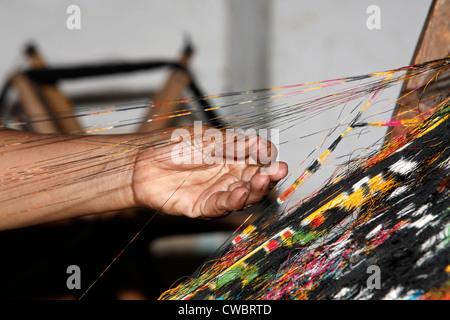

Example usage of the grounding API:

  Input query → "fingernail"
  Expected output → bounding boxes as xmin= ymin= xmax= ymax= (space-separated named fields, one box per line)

xmin=241 ymin=192 xmax=249 ymax=203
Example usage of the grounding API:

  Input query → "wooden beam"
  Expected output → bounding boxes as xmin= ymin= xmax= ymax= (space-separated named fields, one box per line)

xmin=138 ymin=43 xmax=193 ymax=133
xmin=25 ymin=44 xmax=83 ymax=134
xmin=385 ymin=0 xmax=450 ymax=144
xmin=9 ymin=73 xmax=60 ymax=134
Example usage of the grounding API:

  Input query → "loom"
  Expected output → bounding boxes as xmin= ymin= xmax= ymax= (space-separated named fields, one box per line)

xmin=158 ymin=1 xmax=450 ymax=300
xmin=0 ymin=1 xmax=448 ymax=301
xmin=160 ymin=91 xmax=450 ymax=300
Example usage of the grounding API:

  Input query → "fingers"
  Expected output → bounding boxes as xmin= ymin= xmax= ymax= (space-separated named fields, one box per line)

xmin=264 ymin=161 xmax=289 ymax=182
xmin=201 ymin=161 xmax=288 ymax=218
xmin=243 ymin=161 xmax=288 ymax=205
xmin=217 ymin=131 xmax=278 ymax=166
xmin=248 ymin=134 xmax=278 ymax=165
xmin=202 ymin=187 xmax=249 ymax=218
xmin=170 ymin=125 xmax=280 ymax=169
xmin=244 ymin=172 xmax=270 ymax=205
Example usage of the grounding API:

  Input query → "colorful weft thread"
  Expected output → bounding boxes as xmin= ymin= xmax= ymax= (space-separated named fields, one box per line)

xmin=1 ymin=57 xmax=449 ymax=299
xmin=159 ymin=79 xmax=450 ymax=301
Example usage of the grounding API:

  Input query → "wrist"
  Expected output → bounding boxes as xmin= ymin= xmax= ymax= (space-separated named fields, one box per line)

xmin=102 ymin=135 xmax=141 ymax=211
xmin=80 ymin=133 xmax=142 ymax=213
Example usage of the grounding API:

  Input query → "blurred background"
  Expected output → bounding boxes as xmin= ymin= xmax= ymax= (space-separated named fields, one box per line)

xmin=0 ymin=0 xmax=432 ymax=299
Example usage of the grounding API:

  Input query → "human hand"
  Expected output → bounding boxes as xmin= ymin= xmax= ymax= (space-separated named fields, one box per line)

xmin=132 ymin=125 xmax=288 ymax=218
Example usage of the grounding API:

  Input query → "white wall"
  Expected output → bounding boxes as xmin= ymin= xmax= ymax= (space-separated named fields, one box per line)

xmin=1 ymin=1 xmax=431 ymax=94
xmin=270 ymin=0 xmax=431 ymax=86
xmin=0 ymin=0 xmax=228 ymax=94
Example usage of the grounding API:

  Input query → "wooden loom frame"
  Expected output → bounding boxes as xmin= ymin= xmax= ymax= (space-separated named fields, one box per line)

xmin=385 ymin=0 xmax=450 ymax=143
xmin=0 ymin=1 xmax=448 ymax=300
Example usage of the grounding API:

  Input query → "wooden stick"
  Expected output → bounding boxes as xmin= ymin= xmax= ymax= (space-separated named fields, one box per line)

xmin=384 ymin=0 xmax=450 ymax=144
xmin=138 ymin=42 xmax=193 ymax=133
xmin=9 ymin=73 xmax=60 ymax=134
xmin=25 ymin=44 xmax=83 ymax=134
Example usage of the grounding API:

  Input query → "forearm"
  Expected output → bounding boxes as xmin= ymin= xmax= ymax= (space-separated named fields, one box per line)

xmin=0 ymin=125 xmax=289 ymax=229
xmin=0 ymin=129 xmax=140 ymax=230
